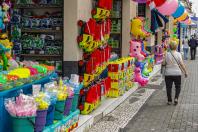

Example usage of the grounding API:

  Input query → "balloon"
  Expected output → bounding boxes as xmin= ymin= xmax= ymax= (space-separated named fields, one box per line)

xmin=172 ymin=2 xmax=185 ymax=18
xmin=154 ymin=0 xmax=166 ymax=7
xmin=176 ymin=12 xmax=188 ymax=22
xmin=173 ymin=27 xmax=178 ymax=33
xmin=172 ymin=34 xmax=178 ymax=38
xmin=129 ymin=40 xmax=145 ymax=61
xmin=157 ymin=0 xmax=179 ymax=16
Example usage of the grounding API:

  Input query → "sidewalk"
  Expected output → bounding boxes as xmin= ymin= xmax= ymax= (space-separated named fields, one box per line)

xmin=90 ymin=60 xmax=198 ymax=132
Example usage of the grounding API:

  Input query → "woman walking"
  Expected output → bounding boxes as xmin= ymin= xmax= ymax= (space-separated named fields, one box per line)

xmin=183 ymin=36 xmax=189 ymax=60
xmin=162 ymin=41 xmax=188 ymax=105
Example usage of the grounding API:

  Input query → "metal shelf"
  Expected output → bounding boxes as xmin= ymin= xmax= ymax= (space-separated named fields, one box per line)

xmin=21 ymin=29 xmax=62 ymax=33
xmin=15 ymin=4 xmax=63 ymax=9
xmin=21 ymin=54 xmax=62 ymax=61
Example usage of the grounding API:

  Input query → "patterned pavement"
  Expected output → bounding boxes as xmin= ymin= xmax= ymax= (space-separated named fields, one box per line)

xmin=90 ymin=60 xmax=198 ymax=132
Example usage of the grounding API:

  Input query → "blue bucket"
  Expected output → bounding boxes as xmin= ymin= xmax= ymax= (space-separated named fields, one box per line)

xmin=45 ymin=104 xmax=55 ymax=126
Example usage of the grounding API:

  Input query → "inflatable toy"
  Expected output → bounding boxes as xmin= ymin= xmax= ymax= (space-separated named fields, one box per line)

xmin=176 ymin=11 xmax=188 ymax=22
xmin=154 ymin=0 xmax=166 ymax=7
xmin=157 ymin=0 xmax=178 ymax=16
xmin=131 ymin=18 xmax=149 ymax=39
xmin=129 ymin=40 xmax=145 ymax=61
xmin=155 ymin=45 xmax=164 ymax=64
xmin=172 ymin=2 xmax=185 ymax=18
xmin=134 ymin=67 xmax=148 ymax=86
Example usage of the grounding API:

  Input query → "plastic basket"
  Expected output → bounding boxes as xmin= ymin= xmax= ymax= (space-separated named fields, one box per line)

xmin=12 ymin=116 xmax=35 ymax=132
xmin=35 ymin=110 xmax=48 ymax=132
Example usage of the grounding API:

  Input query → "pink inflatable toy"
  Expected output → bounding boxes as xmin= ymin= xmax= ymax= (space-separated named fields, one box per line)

xmin=129 ymin=40 xmax=145 ymax=61
xmin=155 ymin=45 xmax=164 ymax=64
xmin=157 ymin=0 xmax=179 ymax=16
xmin=134 ymin=67 xmax=149 ymax=86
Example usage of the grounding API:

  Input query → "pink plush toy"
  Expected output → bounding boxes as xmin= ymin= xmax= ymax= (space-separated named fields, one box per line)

xmin=134 ymin=67 xmax=149 ymax=86
xmin=129 ymin=40 xmax=145 ymax=61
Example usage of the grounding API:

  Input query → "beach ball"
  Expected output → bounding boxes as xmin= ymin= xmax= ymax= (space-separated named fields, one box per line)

xmin=154 ymin=0 xmax=166 ymax=7
xmin=176 ymin=11 xmax=188 ymax=22
xmin=172 ymin=2 xmax=185 ymax=18
xmin=157 ymin=0 xmax=178 ymax=16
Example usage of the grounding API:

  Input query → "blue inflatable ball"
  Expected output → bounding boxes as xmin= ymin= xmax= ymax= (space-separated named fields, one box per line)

xmin=172 ymin=3 xmax=185 ymax=18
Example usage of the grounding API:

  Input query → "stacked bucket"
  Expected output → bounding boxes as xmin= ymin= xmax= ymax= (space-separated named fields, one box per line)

xmin=108 ymin=57 xmax=135 ymax=97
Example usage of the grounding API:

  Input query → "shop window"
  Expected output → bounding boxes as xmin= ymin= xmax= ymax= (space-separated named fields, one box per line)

xmin=138 ymin=3 xmax=146 ymax=17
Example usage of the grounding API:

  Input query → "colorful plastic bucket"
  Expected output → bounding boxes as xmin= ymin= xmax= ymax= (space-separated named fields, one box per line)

xmin=64 ymin=96 xmax=74 ymax=116
xmin=35 ymin=110 xmax=48 ymax=132
xmin=54 ymin=100 xmax=66 ymax=120
xmin=12 ymin=116 xmax=35 ymax=132
xmin=45 ymin=104 xmax=55 ymax=126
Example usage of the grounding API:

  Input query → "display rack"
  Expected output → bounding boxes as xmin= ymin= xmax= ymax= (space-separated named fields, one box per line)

xmin=109 ymin=0 xmax=122 ymax=57
xmin=12 ymin=2 xmax=64 ymax=75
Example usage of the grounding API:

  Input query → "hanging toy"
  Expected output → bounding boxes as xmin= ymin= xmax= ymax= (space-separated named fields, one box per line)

xmin=130 ymin=17 xmax=150 ymax=39
xmin=134 ymin=66 xmax=149 ymax=87
xmin=129 ymin=40 xmax=145 ymax=61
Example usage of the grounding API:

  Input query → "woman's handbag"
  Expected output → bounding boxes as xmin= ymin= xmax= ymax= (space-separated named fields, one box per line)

xmin=161 ymin=54 xmax=166 ymax=77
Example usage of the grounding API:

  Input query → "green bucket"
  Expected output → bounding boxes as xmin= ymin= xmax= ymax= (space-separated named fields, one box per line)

xmin=12 ymin=116 xmax=35 ymax=132
xmin=54 ymin=100 xmax=66 ymax=120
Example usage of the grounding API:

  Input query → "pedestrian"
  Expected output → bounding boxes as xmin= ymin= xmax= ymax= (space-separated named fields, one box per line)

xmin=162 ymin=40 xmax=188 ymax=105
xmin=188 ymin=35 xmax=198 ymax=60
xmin=183 ymin=36 xmax=189 ymax=60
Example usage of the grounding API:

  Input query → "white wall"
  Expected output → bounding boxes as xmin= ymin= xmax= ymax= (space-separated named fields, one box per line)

xmin=64 ymin=0 xmax=93 ymax=61
xmin=122 ymin=0 xmax=137 ymax=57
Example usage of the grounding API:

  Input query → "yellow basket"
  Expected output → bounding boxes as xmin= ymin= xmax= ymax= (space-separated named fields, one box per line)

xmin=111 ymin=80 xmax=125 ymax=89
xmin=107 ymin=88 xmax=120 ymax=98
xmin=108 ymin=71 xmax=124 ymax=80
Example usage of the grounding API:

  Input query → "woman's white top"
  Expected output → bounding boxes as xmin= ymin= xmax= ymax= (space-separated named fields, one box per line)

xmin=183 ymin=39 xmax=189 ymax=49
xmin=165 ymin=51 xmax=182 ymax=76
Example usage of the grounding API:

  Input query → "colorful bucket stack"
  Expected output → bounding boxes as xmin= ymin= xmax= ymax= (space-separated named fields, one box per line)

xmin=108 ymin=57 xmax=135 ymax=97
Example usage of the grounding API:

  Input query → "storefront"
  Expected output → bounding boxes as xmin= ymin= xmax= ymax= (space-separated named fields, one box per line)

xmin=0 ymin=0 xmax=194 ymax=132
